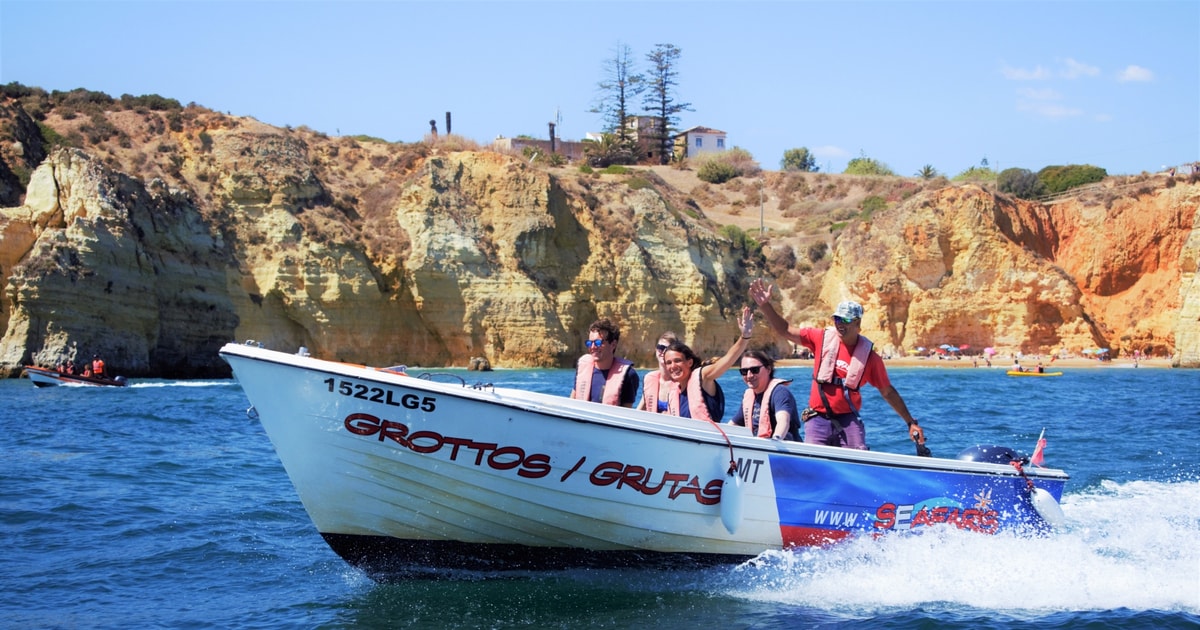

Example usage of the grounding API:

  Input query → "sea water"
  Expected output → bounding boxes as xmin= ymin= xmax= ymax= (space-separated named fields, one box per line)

xmin=2 ymin=365 xmax=1197 ymax=628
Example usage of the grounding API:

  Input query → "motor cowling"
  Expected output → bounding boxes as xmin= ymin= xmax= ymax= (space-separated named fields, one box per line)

xmin=956 ymin=444 xmax=1018 ymax=464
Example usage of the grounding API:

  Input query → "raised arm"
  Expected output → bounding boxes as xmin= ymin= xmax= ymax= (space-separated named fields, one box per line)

xmin=701 ymin=306 xmax=754 ymax=393
xmin=749 ymin=278 xmax=804 ymax=343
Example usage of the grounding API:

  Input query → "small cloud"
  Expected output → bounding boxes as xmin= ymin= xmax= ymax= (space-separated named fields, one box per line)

xmin=1060 ymin=58 xmax=1100 ymax=79
xmin=1001 ymin=64 xmax=1051 ymax=80
xmin=1118 ymin=65 xmax=1154 ymax=82
xmin=1017 ymin=87 xmax=1062 ymax=100
xmin=813 ymin=145 xmax=849 ymax=159
xmin=1016 ymin=100 xmax=1083 ymax=118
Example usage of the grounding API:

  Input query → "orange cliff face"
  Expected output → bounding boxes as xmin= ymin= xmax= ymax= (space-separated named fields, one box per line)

xmin=1047 ymin=183 xmax=1197 ymax=361
xmin=812 ymin=182 xmax=1199 ymax=366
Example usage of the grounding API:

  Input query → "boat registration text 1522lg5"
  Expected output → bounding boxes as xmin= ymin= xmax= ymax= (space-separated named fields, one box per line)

xmin=324 ymin=377 xmax=437 ymax=411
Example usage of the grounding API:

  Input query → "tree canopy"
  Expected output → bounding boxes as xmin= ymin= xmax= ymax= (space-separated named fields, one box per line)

xmin=589 ymin=43 xmax=643 ymax=157
xmin=642 ymin=43 xmax=692 ymax=165
xmin=843 ymin=156 xmax=895 ymax=176
xmin=781 ymin=147 xmax=818 ymax=172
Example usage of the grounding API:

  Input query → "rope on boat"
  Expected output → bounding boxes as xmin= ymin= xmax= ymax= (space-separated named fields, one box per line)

xmin=1008 ymin=459 xmax=1036 ymax=492
xmin=702 ymin=416 xmax=739 ymax=475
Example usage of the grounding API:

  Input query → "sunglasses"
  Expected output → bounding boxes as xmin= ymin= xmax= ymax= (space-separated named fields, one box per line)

xmin=738 ymin=365 xmax=764 ymax=376
xmin=834 ymin=316 xmax=859 ymax=325
xmin=655 ymin=344 xmax=669 ymax=353
xmin=585 ymin=339 xmax=607 ymax=349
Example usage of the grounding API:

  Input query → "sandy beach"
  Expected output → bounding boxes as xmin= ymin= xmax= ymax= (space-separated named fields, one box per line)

xmin=777 ymin=355 xmax=1170 ymax=370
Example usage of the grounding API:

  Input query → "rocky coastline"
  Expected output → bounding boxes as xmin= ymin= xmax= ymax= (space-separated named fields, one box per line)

xmin=0 ymin=93 xmax=1196 ymax=377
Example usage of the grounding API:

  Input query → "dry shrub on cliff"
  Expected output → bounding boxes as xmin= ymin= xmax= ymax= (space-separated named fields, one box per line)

xmin=391 ymin=143 xmax=430 ymax=174
xmin=423 ymin=134 xmax=481 ymax=152
xmin=688 ymin=182 xmax=728 ymax=209
xmin=358 ymin=184 xmax=411 ymax=262
xmin=764 ymin=243 xmax=797 ymax=277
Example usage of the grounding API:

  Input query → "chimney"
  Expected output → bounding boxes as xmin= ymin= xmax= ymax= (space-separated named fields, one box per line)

xmin=548 ymin=122 xmax=556 ymax=154
xmin=446 ymin=112 xmax=452 ymax=135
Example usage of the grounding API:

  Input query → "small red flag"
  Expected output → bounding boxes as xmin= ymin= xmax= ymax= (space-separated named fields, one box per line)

xmin=1031 ymin=429 xmax=1047 ymax=467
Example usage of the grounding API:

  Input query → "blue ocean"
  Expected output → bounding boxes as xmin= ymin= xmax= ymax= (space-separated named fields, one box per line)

xmin=2 ymin=363 xmax=1198 ymax=629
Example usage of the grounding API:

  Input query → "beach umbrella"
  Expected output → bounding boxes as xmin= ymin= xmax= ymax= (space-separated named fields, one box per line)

xmin=1098 ymin=348 xmax=1109 ymax=354
xmin=906 ymin=349 xmax=921 ymax=355
xmin=959 ymin=344 xmax=971 ymax=350
xmin=1082 ymin=349 xmax=1095 ymax=354
xmin=916 ymin=347 xmax=926 ymax=352
xmin=983 ymin=347 xmax=996 ymax=356
xmin=939 ymin=344 xmax=952 ymax=350
xmin=948 ymin=346 xmax=960 ymax=353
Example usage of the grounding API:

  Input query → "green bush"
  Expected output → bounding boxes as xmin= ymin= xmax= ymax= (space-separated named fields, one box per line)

xmin=861 ymin=195 xmax=887 ymax=219
xmin=719 ymin=224 xmax=761 ymax=255
xmin=119 ymin=93 xmax=182 ymax=111
xmin=952 ymin=166 xmax=997 ymax=182
xmin=37 ymin=122 xmax=69 ymax=149
xmin=997 ymin=167 xmax=1045 ymax=199
xmin=843 ymin=156 xmax=895 ymax=176
xmin=578 ymin=164 xmax=594 ymax=174
xmin=602 ymin=164 xmax=630 ymax=175
xmin=697 ymin=160 xmax=738 ymax=184
xmin=1037 ymin=164 xmax=1107 ymax=195
xmin=626 ymin=175 xmax=651 ymax=190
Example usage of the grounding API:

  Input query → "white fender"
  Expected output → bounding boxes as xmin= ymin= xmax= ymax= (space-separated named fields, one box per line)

xmin=720 ymin=468 xmax=744 ymax=534
xmin=1030 ymin=487 xmax=1065 ymax=528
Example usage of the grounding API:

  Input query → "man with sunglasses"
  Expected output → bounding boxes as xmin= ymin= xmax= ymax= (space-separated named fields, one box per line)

xmin=748 ymin=279 xmax=926 ymax=451
xmin=729 ymin=350 xmax=799 ymax=441
xmin=570 ymin=318 xmax=639 ymax=407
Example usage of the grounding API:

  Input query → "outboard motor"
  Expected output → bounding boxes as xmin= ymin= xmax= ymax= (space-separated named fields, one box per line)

xmin=956 ymin=444 xmax=1018 ymax=464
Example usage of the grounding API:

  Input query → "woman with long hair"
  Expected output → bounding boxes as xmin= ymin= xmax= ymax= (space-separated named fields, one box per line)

xmin=659 ymin=306 xmax=754 ymax=422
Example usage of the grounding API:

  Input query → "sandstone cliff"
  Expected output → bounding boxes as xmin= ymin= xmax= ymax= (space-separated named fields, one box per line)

xmin=0 ymin=92 xmax=1196 ymax=376
xmin=819 ymin=182 xmax=1199 ymax=362
xmin=0 ymin=116 xmax=756 ymax=375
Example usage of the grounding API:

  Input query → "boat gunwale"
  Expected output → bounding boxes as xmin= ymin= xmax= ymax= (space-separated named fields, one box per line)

xmin=219 ymin=342 xmax=1069 ymax=482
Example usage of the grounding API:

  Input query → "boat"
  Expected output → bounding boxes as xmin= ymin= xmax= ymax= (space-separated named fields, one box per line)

xmin=220 ymin=341 xmax=1069 ymax=580
xmin=23 ymin=365 xmax=128 ymax=388
xmin=1006 ymin=370 xmax=1063 ymax=377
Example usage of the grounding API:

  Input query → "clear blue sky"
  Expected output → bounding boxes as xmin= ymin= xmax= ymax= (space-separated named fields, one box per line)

xmin=2 ymin=1 xmax=1196 ymax=176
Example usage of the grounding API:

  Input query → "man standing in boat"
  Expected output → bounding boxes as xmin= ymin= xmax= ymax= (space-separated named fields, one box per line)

xmin=91 ymin=355 xmax=106 ymax=378
xmin=749 ymin=279 xmax=926 ymax=450
xmin=570 ymin=318 xmax=639 ymax=407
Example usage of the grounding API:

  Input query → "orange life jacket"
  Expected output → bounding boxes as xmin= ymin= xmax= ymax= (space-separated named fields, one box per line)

xmin=642 ymin=370 xmax=667 ymax=413
xmin=740 ymin=378 xmax=792 ymax=438
xmin=666 ymin=365 xmax=713 ymax=422
xmin=816 ymin=327 xmax=872 ymax=390
xmin=571 ymin=355 xmax=633 ymax=405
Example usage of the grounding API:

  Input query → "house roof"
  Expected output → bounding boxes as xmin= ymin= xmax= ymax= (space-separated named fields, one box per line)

xmin=676 ymin=125 xmax=727 ymax=136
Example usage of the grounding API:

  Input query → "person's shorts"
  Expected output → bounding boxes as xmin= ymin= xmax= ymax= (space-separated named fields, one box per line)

xmin=802 ymin=412 xmax=867 ymax=449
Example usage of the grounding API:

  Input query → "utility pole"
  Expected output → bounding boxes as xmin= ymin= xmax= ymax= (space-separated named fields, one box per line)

xmin=759 ymin=178 xmax=765 ymax=237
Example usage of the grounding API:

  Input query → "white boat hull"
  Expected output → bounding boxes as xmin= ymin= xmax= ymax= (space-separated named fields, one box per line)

xmin=220 ymin=342 xmax=1069 ymax=578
